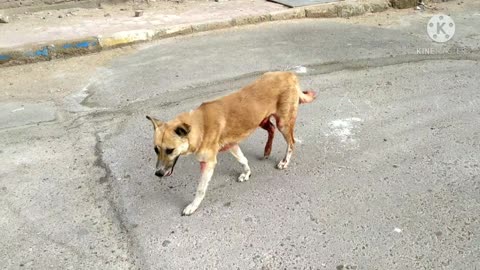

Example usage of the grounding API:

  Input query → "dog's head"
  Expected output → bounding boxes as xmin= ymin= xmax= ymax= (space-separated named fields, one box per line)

xmin=146 ymin=115 xmax=191 ymax=178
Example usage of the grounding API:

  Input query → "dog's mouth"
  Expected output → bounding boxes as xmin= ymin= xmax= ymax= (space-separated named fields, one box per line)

xmin=164 ymin=169 xmax=173 ymax=177
xmin=164 ymin=156 xmax=179 ymax=177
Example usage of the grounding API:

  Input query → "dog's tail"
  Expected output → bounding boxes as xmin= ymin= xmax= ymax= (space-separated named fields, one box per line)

xmin=299 ymin=90 xmax=316 ymax=104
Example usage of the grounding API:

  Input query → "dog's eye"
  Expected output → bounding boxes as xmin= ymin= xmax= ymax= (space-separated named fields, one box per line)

xmin=165 ymin=148 xmax=174 ymax=155
xmin=154 ymin=147 xmax=159 ymax=154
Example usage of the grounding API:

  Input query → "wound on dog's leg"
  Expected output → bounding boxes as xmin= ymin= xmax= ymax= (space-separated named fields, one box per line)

xmin=259 ymin=117 xmax=275 ymax=158
xmin=182 ymin=161 xmax=215 ymax=215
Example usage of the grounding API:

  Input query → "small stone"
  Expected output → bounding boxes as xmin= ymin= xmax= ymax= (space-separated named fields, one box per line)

xmin=162 ymin=240 xmax=171 ymax=247
xmin=0 ymin=14 xmax=9 ymax=23
xmin=58 ymin=15 xmax=63 ymax=18
xmin=224 ymin=202 xmax=231 ymax=207
xmin=104 ymin=13 xmax=111 ymax=17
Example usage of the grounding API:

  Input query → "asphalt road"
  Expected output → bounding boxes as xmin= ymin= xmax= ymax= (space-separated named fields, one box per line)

xmin=1 ymin=2 xmax=479 ymax=269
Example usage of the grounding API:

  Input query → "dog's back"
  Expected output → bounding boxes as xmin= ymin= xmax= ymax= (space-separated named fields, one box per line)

xmin=198 ymin=72 xmax=299 ymax=143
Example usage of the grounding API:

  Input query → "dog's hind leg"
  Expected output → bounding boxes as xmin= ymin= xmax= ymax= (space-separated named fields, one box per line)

xmin=229 ymin=144 xmax=251 ymax=182
xmin=259 ymin=117 xmax=275 ymax=159
xmin=276 ymin=113 xmax=297 ymax=170
xmin=182 ymin=160 xmax=216 ymax=216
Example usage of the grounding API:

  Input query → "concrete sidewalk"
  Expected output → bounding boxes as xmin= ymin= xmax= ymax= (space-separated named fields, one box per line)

xmin=0 ymin=0 xmax=391 ymax=66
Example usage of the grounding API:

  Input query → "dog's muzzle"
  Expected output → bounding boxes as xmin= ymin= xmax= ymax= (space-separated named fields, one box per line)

xmin=155 ymin=157 xmax=178 ymax=178
xmin=155 ymin=168 xmax=172 ymax=178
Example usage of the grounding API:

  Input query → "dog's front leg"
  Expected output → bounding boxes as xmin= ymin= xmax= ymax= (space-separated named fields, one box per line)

xmin=182 ymin=161 xmax=215 ymax=216
xmin=229 ymin=144 xmax=251 ymax=182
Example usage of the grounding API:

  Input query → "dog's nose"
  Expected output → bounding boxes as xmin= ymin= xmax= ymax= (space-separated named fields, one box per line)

xmin=155 ymin=170 xmax=165 ymax=177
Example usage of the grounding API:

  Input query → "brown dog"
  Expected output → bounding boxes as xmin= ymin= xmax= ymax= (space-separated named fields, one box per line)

xmin=147 ymin=71 xmax=315 ymax=215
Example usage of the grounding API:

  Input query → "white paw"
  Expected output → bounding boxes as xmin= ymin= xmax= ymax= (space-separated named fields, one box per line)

xmin=237 ymin=171 xmax=251 ymax=182
xmin=182 ymin=203 xmax=198 ymax=216
xmin=277 ymin=160 xmax=288 ymax=170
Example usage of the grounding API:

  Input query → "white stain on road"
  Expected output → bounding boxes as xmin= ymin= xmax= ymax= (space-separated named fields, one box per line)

xmin=325 ymin=117 xmax=363 ymax=143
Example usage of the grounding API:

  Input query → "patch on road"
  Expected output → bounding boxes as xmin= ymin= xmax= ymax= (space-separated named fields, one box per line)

xmin=0 ymin=102 xmax=56 ymax=129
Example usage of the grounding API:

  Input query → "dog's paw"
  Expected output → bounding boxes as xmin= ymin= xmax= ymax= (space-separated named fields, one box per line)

xmin=182 ymin=203 xmax=198 ymax=216
xmin=277 ymin=160 xmax=288 ymax=170
xmin=237 ymin=171 xmax=251 ymax=182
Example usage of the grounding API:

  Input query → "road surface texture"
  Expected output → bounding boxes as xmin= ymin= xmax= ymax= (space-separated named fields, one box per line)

xmin=1 ymin=2 xmax=479 ymax=269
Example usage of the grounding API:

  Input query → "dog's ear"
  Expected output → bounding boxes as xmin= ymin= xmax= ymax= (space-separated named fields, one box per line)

xmin=174 ymin=123 xmax=191 ymax=137
xmin=146 ymin=115 xmax=163 ymax=129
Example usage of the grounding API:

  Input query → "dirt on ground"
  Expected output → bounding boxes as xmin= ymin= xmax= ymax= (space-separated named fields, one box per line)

xmin=0 ymin=47 xmax=136 ymax=103
xmin=3 ymin=0 xmax=242 ymax=30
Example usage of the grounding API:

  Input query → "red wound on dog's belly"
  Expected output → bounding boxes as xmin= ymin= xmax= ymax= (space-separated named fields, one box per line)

xmin=259 ymin=117 xmax=270 ymax=127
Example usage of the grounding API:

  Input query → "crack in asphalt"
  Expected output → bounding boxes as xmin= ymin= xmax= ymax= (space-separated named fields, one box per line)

xmin=93 ymin=131 xmax=144 ymax=269
xmin=94 ymin=133 xmax=112 ymax=184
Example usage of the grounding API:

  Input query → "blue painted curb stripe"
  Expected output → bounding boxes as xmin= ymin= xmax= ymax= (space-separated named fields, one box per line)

xmin=1 ymin=38 xmax=100 ymax=65
xmin=36 ymin=47 xmax=49 ymax=56
xmin=0 ymin=55 xmax=11 ymax=61
xmin=18 ymin=40 xmax=100 ymax=59
xmin=24 ymin=47 xmax=49 ymax=58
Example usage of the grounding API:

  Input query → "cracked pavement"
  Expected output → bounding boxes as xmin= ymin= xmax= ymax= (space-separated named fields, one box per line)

xmin=1 ymin=2 xmax=479 ymax=269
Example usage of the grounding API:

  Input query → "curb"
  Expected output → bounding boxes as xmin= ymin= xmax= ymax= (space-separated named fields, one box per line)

xmin=0 ymin=0 xmax=390 ymax=67
xmin=0 ymin=38 xmax=100 ymax=66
